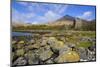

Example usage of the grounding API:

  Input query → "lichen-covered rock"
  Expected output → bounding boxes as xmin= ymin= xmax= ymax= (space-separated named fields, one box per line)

xmin=12 ymin=52 xmax=17 ymax=61
xmin=17 ymin=44 xmax=24 ymax=49
xmin=59 ymin=45 xmax=71 ymax=54
xmin=55 ymin=51 xmax=80 ymax=63
xmin=12 ymin=40 xmax=17 ymax=44
xmin=51 ymin=41 xmax=65 ymax=51
xmin=13 ymin=57 xmax=27 ymax=66
xmin=87 ymin=49 xmax=96 ymax=61
xmin=47 ymin=37 xmax=65 ymax=52
xmin=45 ymin=58 xmax=54 ymax=64
xmin=33 ymin=44 xmax=40 ymax=49
xmin=27 ymin=44 xmax=40 ymax=49
xmin=77 ymin=47 xmax=87 ymax=60
xmin=16 ymin=41 xmax=25 ymax=49
xmin=27 ymin=45 xmax=35 ymax=50
xmin=30 ymin=39 xmax=35 ymax=44
xmin=18 ymin=40 xmax=25 ymax=44
xmin=40 ymin=37 xmax=48 ymax=46
xmin=24 ymin=51 xmax=39 ymax=64
xmin=39 ymin=49 xmax=53 ymax=61
xmin=66 ymin=43 xmax=76 ymax=48
xmin=88 ymin=44 xmax=96 ymax=51
xmin=16 ymin=49 xmax=25 ymax=57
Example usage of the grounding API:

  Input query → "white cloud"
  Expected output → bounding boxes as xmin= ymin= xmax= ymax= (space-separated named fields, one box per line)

xmin=12 ymin=8 xmax=35 ymax=23
xmin=35 ymin=10 xmax=62 ymax=23
xmin=12 ymin=3 xmax=68 ymax=23
xmin=77 ymin=11 xmax=92 ymax=20
xmin=83 ymin=11 xmax=92 ymax=17
xmin=44 ymin=11 xmax=60 ymax=21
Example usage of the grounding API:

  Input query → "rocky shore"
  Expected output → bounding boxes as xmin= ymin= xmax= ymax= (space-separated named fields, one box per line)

xmin=12 ymin=31 xmax=96 ymax=66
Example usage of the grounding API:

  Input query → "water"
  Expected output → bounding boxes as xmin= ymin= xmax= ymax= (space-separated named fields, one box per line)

xmin=12 ymin=32 xmax=32 ymax=36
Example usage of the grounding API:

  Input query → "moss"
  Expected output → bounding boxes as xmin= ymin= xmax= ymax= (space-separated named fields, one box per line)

xmin=81 ymin=31 xmax=96 ymax=37
xmin=77 ymin=41 xmax=93 ymax=48
xmin=67 ymin=36 xmax=79 ymax=44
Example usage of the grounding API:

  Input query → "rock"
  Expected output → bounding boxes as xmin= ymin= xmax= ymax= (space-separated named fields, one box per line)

xmin=30 ymin=39 xmax=35 ymax=44
xmin=12 ymin=41 xmax=17 ymax=44
xmin=27 ymin=44 xmax=40 ymax=49
xmin=87 ymin=49 xmax=96 ymax=61
xmin=12 ymin=43 xmax=17 ymax=51
xmin=55 ymin=51 xmax=80 ymax=63
xmin=39 ymin=48 xmax=53 ymax=61
xmin=80 ymin=37 xmax=91 ymax=42
xmin=78 ymin=47 xmax=96 ymax=61
xmin=24 ymin=51 xmax=39 ymax=64
xmin=66 ymin=43 xmax=76 ymax=48
xmin=66 ymin=38 xmax=69 ymax=42
xmin=16 ymin=49 xmax=25 ymax=57
xmin=45 ymin=58 xmax=54 ymax=64
xmin=88 ymin=44 xmax=96 ymax=51
xmin=17 ymin=41 xmax=25 ymax=49
xmin=77 ymin=47 xmax=88 ymax=60
xmin=13 ymin=57 xmax=27 ymax=66
xmin=33 ymin=44 xmax=40 ymax=49
xmin=27 ymin=45 xmax=34 ymax=50
xmin=53 ymin=41 xmax=65 ymax=50
xmin=57 ymin=37 xmax=66 ymax=43
xmin=12 ymin=52 xmax=16 ymax=61
xmin=18 ymin=40 xmax=25 ymax=44
xmin=40 ymin=37 xmax=48 ymax=46
xmin=43 ymin=45 xmax=51 ymax=50
xmin=47 ymin=37 xmax=65 ymax=52
xmin=59 ymin=45 xmax=71 ymax=54
xmin=47 ymin=37 xmax=57 ymax=45
xmin=17 ymin=44 xmax=24 ymax=49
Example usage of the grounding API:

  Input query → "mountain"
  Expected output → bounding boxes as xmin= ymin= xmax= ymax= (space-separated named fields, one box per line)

xmin=47 ymin=15 xmax=76 ymax=26
xmin=57 ymin=15 xmax=75 ymax=21
xmin=12 ymin=22 xmax=31 ymax=27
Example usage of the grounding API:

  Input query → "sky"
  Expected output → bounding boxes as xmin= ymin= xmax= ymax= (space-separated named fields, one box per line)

xmin=12 ymin=1 xmax=96 ymax=24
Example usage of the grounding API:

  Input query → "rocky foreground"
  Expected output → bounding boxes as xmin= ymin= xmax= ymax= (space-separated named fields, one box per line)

xmin=12 ymin=31 xmax=96 ymax=66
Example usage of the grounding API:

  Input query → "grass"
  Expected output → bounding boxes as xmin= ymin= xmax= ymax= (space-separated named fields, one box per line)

xmin=77 ymin=41 xmax=93 ymax=48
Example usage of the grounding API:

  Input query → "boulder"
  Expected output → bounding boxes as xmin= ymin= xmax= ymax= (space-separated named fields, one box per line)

xmin=55 ymin=51 xmax=80 ymax=63
xmin=59 ymin=45 xmax=71 ymax=54
xmin=18 ymin=40 xmax=25 ymax=44
xmin=77 ymin=47 xmax=88 ymax=60
xmin=45 ymin=58 xmax=54 ymax=64
xmin=17 ymin=40 xmax=25 ymax=49
xmin=16 ymin=49 xmax=25 ymax=57
xmin=12 ymin=40 xmax=17 ymax=45
xmin=13 ymin=57 xmax=27 ymax=66
xmin=30 ymin=39 xmax=35 ymax=44
xmin=47 ymin=37 xmax=65 ymax=52
xmin=33 ymin=44 xmax=40 ymax=49
xmin=40 ymin=37 xmax=48 ymax=46
xmin=87 ymin=49 xmax=96 ymax=61
xmin=24 ymin=51 xmax=39 ymax=64
xmin=39 ymin=47 xmax=53 ymax=61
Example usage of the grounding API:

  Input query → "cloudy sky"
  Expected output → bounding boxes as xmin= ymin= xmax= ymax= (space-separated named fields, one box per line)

xmin=12 ymin=1 xmax=96 ymax=24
